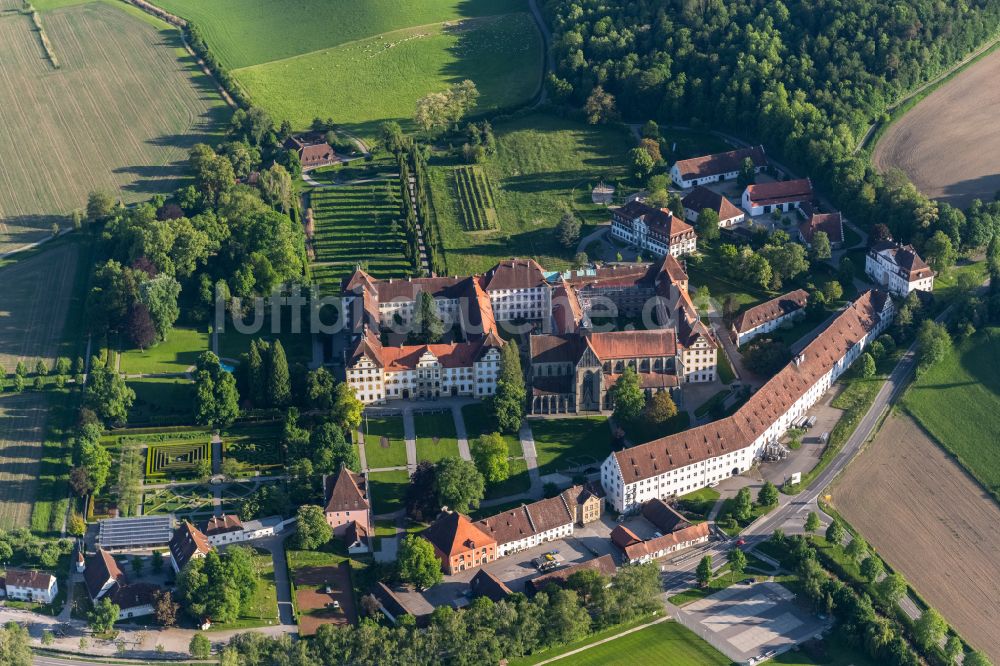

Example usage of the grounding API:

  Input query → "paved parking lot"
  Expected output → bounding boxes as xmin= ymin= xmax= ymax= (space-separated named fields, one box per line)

xmin=674 ymin=582 xmax=830 ymax=663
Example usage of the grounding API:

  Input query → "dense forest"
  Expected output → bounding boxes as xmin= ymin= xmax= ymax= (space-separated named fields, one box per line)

xmin=543 ymin=0 xmax=1000 ymax=253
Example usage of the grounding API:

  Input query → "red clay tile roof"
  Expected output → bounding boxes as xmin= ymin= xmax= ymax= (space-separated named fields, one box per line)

xmin=622 ymin=522 xmax=710 ymax=561
xmin=614 ymin=290 xmax=890 ymax=483
xmin=526 ymin=554 xmax=617 ymax=593
xmin=374 ymin=276 xmax=469 ymax=302
xmin=84 ymin=549 xmax=125 ymax=600
xmin=615 ymin=201 xmax=694 ymax=240
xmin=109 ymin=581 xmax=160 ymax=610
xmin=530 ymin=330 xmax=677 ymax=365
xmin=610 ymin=525 xmax=643 ymax=549
xmin=481 ymin=258 xmax=547 ymax=291
xmin=744 ymin=179 xmax=813 ymax=207
xmin=203 ymin=514 xmax=243 ymax=536
xmin=682 ymin=186 xmax=744 ymax=221
xmin=5 ymin=568 xmax=55 ymax=590
xmin=422 ymin=511 xmax=496 ymax=558
xmin=552 ymin=281 xmax=584 ymax=334
xmin=673 ymin=146 xmax=767 ymax=181
xmin=525 ymin=495 xmax=574 ymax=533
xmin=476 ymin=507 xmax=534 ymax=546
xmin=470 ymin=569 xmax=513 ymax=602
xmin=325 ymin=467 xmax=369 ymax=514
xmin=344 ymin=520 xmax=369 ymax=547
xmin=640 ymin=499 xmax=689 ymax=534
xmin=169 ymin=522 xmax=212 ymax=571
xmin=377 ymin=337 xmax=501 ymax=371
xmin=732 ymin=289 xmax=809 ymax=335
xmin=799 ymin=212 xmax=844 ymax=245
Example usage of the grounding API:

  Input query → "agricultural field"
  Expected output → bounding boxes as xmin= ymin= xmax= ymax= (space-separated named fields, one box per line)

xmin=902 ymin=326 xmax=1000 ymax=499
xmin=833 ymin=414 xmax=1000 ymax=660
xmin=0 ymin=244 xmax=79 ymax=529
xmin=873 ymin=47 xmax=1000 ymax=207
xmin=156 ymin=0 xmax=541 ymax=136
xmin=430 ymin=114 xmax=634 ymax=275
xmin=308 ymin=182 xmax=410 ymax=289
xmin=453 ymin=165 xmax=498 ymax=231
xmin=0 ymin=1 xmax=225 ymax=254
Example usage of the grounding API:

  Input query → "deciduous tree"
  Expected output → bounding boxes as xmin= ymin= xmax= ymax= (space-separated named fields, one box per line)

xmin=696 ymin=555 xmax=713 ymax=587
xmin=398 ymin=535 xmax=442 ymax=589
xmin=294 ymin=505 xmax=332 ymax=550
xmin=804 ymin=511 xmax=820 ymax=533
xmin=492 ymin=340 xmax=525 ymax=434
xmin=472 ymin=433 xmax=510 ymax=485
xmin=434 ymin=457 xmax=485 ymax=513
xmin=610 ymin=367 xmax=645 ymax=424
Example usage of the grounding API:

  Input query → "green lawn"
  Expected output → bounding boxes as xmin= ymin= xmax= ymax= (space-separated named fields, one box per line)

xmin=126 ymin=378 xmax=195 ymax=424
xmin=668 ymin=564 xmax=767 ymax=606
xmin=360 ymin=415 xmax=408 ymax=469
xmin=208 ymin=549 xmax=279 ymax=630
xmin=413 ymin=411 xmax=460 ymax=463
xmin=903 ymin=326 xmax=1000 ymax=500
xmin=933 ymin=259 xmax=987 ymax=304
xmin=235 ymin=13 xmax=542 ymax=136
xmin=462 ymin=402 xmax=522 ymax=456
xmin=529 ymin=416 xmax=611 ymax=476
xmin=516 ymin=620 xmax=729 ymax=666
xmin=119 ymin=327 xmax=209 ymax=375
xmin=155 ymin=0 xmax=526 ymax=69
xmin=484 ymin=458 xmax=531 ymax=499
xmin=625 ymin=412 xmax=690 ymax=445
xmin=430 ymin=113 xmax=634 ymax=275
xmin=675 ymin=487 xmax=720 ymax=520
xmin=368 ymin=469 xmax=410 ymax=515
xmin=716 ymin=350 xmax=736 ymax=384
xmin=687 ymin=245 xmax=772 ymax=311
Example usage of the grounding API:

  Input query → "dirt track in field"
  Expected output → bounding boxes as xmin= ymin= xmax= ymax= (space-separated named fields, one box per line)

xmin=833 ymin=414 xmax=1000 ymax=661
xmin=0 ymin=243 xmax=77 ymax=529
xmin=872 ymin=48 xmax=1000 ymax=208
xmin=0 ymin=2 xmax=222 ymax=254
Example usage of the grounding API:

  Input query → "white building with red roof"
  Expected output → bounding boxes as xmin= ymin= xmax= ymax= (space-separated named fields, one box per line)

xmin=610 ymin=201 xmax=697 ymax=258
xmin=670 ymin=146 xmax=767 ymax=189
xmin=681 ymin=186 xmax=746 ymax=228
xmin=865 ymin=241 xmax=935 ymax=297
xmin=741 ymin=179 xmax=813 ymax=217
xmin=601 ymin=289 xmax=894 ymax=512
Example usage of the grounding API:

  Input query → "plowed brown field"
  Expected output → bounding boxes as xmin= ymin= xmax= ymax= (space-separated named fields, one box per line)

xmin=873 ymin=48 xmax=1000 ymax=208
xmin=833 ymin=414 xmax=1000 ymax=661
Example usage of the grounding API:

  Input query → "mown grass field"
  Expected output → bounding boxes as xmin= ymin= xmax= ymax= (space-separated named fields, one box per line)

xmin=903 ymin=326 xmax=1000 ymax=499
xmin=309 ymin=182 xmax=410 ymax=288
xmin=360 ymin=416 xmax=408 ymax=469
xmin=119 ymin=327 xmax=209 ymax=375
xmin=156 ymin=0 xmax=540 ymax=136
xmin=530 ymin=416 xmax=611 ymax=476
xmin=0 ymin=1 xmax=225 ymax=253
xmin=517 ymin=621 xmax=729 ymax=666
xmin=368 ymin=469 xmax=410 ymax=516
xmin=430 ymin=114 xmax=633 ymax=275
xmin=236 ymin=14 xmax=542 ymax=135
xmin=155 ymin=0 xmax=526 ymax=70
xmin=414 ymin=411 xmax=460 ymax=463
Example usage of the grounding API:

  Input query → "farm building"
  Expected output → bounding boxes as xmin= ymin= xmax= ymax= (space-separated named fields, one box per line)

xmin=601 ymin=289 xmax=894 ymax=513
xmin=83 ymin=549 xmax=160 ymax=620
xmin=670 ymin=146 xmax=767 ymax=189
xmin=681 ymin=186 xmax=745 ymax=227
xmin=285 ymin=135 xmax=337 ymax=170
xmin=866 ymin=241 xmax=935 ymax=297
xmin=169 ymin=522 xmax=213 ymax=573
xmin=97 ymin=515 xmax=174 ymax=551
xmin=798 ymin=212 xmax=845 ymax=248
xmin=610 ymin=200 xmax=697 ymax=258
xmin=730 ymin=289 xmax=810 ymax=347
xmin=741 ymin=178 xmax=813 ymax=217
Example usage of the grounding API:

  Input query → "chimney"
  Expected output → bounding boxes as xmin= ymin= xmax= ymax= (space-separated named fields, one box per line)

xmin=793 ymin=353 xmax=805 ymax=367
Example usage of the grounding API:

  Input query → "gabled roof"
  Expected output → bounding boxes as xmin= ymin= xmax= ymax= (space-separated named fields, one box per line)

xmin=343 ymin=520 xmax=369 ymax=548
xmin=375 ymin=276 xmax=470 ymax=302
xmin=525 ymin=494 xmax=575 ymax=533
xmin=474 ymin=493 xmax=575 ymax=546
xmin=5 ymin=569 xmax=55 ymax=590
xmin=348 ymin=328 xmax=384 ymax=367
xmin=325 ymin=467 xmax=370 ymax=514
xmin=732 ymin=289 xmax=809 ymax=335
xmin=614 ymin=201 xmax=694 ymax=240
xmin=529 ymin=330 xmax=678 ymax=365
xmin=681 ymin=186 xmax=744 ymax=221
xmin=615 ymin=290 xmax=890 ymax=483
xmin=422 ymin=511 xmax=496 ymax=558
xmin=109 ymin=581 xmax=161 ymax=610
xmin=799 ymin=212 xmax=844 ymax=245
xmin=481 ymin=258 xmax=547 ymax=291
xmin=673 ymin=146 xmax=767 ymax=181
xmin=870 ymin=242 xmax=933 ymax=280
xmin=470 ymin=569 xmax=512 ymax=603
xmin=526 ymin=554 xmax=616 ymax=594
xmin=84 ymin=549 xmax=125 ymax=600
xmin=610 ymin=525 xmax=643 ymax=549
xmin=622 ymin=522 xmax=710 ymax=561
xmin=203 ymin=514 xmax=243 ymax=536
xmin=640 ymin=498 xmax=690 ymax=534
xmin=169 ymin=522 xmax=212 ymax=571
xmin=744 ymin=179 xmax=813 ymax=207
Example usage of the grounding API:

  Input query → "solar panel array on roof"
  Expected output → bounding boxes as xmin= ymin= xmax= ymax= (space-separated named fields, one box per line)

xmin=98 ymin=515 xmax=175 ymax=549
